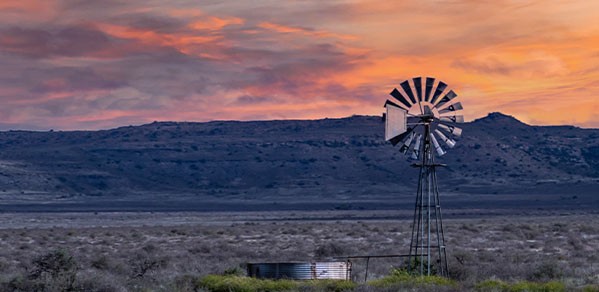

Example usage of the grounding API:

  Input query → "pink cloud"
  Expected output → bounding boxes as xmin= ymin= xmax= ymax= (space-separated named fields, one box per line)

xmin=0 ymin=0 xmax=596 ymax=130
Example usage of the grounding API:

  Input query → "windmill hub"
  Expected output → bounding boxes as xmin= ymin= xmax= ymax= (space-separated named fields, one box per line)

xmin=418 ymin=114 xmax=434 ymax=123
xmin=383 ymin=76 xmax=465 ymax=277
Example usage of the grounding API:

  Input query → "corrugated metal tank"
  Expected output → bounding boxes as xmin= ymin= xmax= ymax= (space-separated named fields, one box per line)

xmin=247 ymin=261 xmax=351 ymax=280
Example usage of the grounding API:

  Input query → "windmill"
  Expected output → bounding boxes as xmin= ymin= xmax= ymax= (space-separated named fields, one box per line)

xmin=383 ymin=77 xmax=464 ymax=277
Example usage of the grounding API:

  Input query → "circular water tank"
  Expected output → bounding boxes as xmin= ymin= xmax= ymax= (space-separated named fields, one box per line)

xmin=247 ymin=261 xmax=351 ymax=280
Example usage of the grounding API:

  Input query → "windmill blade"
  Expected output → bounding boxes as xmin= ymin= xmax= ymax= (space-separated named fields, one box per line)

xmin=434 ymin=129 xmax=456 ymax=148
xmin=438 ymin=123 xmax=463 ymax=137
xmin=435 ymin=90 xmax=457 ymax=108
xmin=390 ymin=88 xmax=413 ymax=108
xmin=429 ymin=81 xmax=447 ymax=104
xmin=410 ymin=134 xmax=422 ymax=160
xmin=430 ymin=132 xmax=446 ymax=156
xmin=399 ymin=131 xmax=416 ymax=154
xmin=440 ymin=115 xmax=465 ymax=123
xmin=424 ymin=77 xmax=435 ymax=101
xmin=438 ymin=102 xmax=463 ymax=114
xmin=400 ymin=80 xmax=417 ymax=104
xmin=384 ymin=99 xmax=408 ymax=111
xmin=413 ymin=77 xmax=423 ymax=102
xmin=385 ymin=103 xmax=408 ymax=141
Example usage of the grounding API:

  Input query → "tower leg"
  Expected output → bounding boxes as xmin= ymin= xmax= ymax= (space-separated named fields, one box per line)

xmin=432 ymin=167 xmax=449 ymax=276
xmin=408 ymin=162 xmax=425 ymax=274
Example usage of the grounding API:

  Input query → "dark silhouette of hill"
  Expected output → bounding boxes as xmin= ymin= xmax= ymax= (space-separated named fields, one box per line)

xmin=0 ymin=112 xmax=597 ymax=212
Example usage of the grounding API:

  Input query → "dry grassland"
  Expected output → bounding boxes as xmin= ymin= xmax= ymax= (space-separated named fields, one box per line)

xmin=0 ymin=212 xmax=597 ymax=291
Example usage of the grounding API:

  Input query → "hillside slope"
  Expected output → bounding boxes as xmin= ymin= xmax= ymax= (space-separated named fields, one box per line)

xmin=0 ymin=113 xmax=597 ymax=212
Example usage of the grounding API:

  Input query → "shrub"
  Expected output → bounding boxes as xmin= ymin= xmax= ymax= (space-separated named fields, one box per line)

xmin=5 ymin=250 xmax=79 ymax=292
xmin=302 ymin=280 xmax=356 ymax=292
xmin=529 ymin=262 xmax=563 ymax=281
xmin=314 ymin=243 xmax=346 ymax=259
xmin=198 ymin=275 xmax=356 ymax=292
xmin=368 ymin=269 xmax=457 ymax=289
xmin=170 ymin=274 xmax=203 ymax=292
xmin=199 ymin=275 xmax=298 ymax=292
xmin=30 ymin=249 xmax=77 ymax=279
xmin=476 ymin=279 xmax=566 ymax=292
xmin=90 ymin=255 xmax=111 ymax=270
xmin=582 ymin=285 xmax=599 ymax=292
xmin=223 ymin=266 xmax=245 ymax=276
xmin=510 ymin=280 xmax=565 ymax=292
xmin=30 ymin=249 xmax=78 ymax=291
xmin=73 ymin=274 xmax=121 ymax=292
xmin=129 ymin=250 xmax=168 ymax=279
xmin=475 ymin=279 xmax=510 ymax=291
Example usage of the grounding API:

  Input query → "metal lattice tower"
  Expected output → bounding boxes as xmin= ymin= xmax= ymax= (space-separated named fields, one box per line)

xmin=409 ymin=120 xmax=448 ymax=276
xmin=383 ymin=77 xmax=464 ymax=277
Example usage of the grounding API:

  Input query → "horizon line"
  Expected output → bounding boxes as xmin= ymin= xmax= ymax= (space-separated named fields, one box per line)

xmin=0 ymin=111 xmax=595 ymax=132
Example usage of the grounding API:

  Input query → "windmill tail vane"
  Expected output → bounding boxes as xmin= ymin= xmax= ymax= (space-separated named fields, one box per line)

xmin=383 ymin=76 xmax=465 ymax=277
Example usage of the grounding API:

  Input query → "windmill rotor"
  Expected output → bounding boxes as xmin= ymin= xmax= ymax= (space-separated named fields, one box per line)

xmin=383 ymin=76 xmax=465 ymax=277
xmin=384 ymin=77 xmax=464 ymax=160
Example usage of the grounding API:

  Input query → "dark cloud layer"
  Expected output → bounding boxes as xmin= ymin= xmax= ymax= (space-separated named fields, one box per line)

xmin=0 ymin=25 xmax=113 ymax=58
xmin=0 ymin=1 xmax=596 ymax=129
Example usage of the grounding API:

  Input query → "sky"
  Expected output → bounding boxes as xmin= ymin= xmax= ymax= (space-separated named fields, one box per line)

xmin=0 ymin=0 xmax=597 ymax=130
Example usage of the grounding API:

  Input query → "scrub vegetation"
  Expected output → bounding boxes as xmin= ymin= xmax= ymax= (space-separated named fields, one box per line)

xmin=0 ymin=213 xmax=597 ymax=291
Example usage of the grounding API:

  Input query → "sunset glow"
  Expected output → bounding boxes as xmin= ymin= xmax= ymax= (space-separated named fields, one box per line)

xmin=0 ymin=0 xmax=597 ymax=130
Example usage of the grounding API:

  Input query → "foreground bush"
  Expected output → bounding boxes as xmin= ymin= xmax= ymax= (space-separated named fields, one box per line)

xmin=582 ymin=285 xmax=599 ymax=292
xmin=304 ymin=279 xmax=357 ymax=292
xmin=367 ymin=269 xmax=457 ymax=290
xmin=199 ymin=275 xmax=356 ymax=292
xmin=4 ymin=249 xmax=79 ymax=292
xmin=199 ymin=275 xmax=298 ymax=292
xmin=476 ymin=279 xmax=566 ymax=292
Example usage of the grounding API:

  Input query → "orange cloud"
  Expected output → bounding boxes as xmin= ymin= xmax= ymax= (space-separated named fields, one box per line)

xmin=0 ymin=0 xmax=597 ymax=129
xmin=97 ymin=23 xmax=222 ymax=58
xmin=310 ymin=1 xmax=599 ymax=127
xmin=258 ymin=22 xmax=357 ymax=40
xmin=189 ymin=16 xmax=243 ymax=31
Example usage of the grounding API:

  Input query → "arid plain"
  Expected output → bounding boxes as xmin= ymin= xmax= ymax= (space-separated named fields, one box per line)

xmin=0 ymin=115 xmax=597 ymax=291
xmin=0 ymin=210 xmax=598 ymax=291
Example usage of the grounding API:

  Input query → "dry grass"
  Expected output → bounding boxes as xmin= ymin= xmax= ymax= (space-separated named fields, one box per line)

xmin=0 ymin=213 xmax=597 ymax=291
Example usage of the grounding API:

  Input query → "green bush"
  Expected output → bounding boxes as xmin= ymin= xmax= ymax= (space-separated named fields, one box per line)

xmin=510 ymin=281 xmax=565 ymax=292
xmin=476 ymin=279 xmax=510 ymax=292
xmin=198 ymin=275 xmax=356 ymax=292
xmin=368 ymin=269 xmax=457 ymax=289
xmin=476 ymin=279 xmax=565 ymax=292
xmin=582 ymin=285 xmax=599 ymax=292
xmin=199 ymin=275 xmax=298 ymax=292
xmin=303 ymin=279 xmax=356 ymax=292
